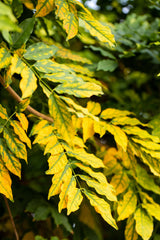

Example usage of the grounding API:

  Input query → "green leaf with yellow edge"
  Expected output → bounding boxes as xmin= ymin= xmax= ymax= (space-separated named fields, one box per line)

xmin=82 ymin=117 xmax=94 ymax=142
xmin=0 ymin=138 xmax=21 ymax=177
xmin=0 ymin=104 xmax=8 ymax=120
xmin=117 ymin=190 xmax=137 ymax=221
xmin=11 ymin=120 xmax=31 ymax=149
xmin=16 ymin=113 xmax=29 ymax=132
xmin=135 ymin=164 xmax=160 ymax=195
xmin=67 ymin=148 xmax=104 ymax=169
xmin=110 ymin=171 xmax=129 ymax=195
xmin=111 ymin=116 xmax=147 ymax=127
xmin=46 ymin=152 xmax=68 ymax=175
xmin=0 ymin=159 xmax=13 ymax=201
xmin=84 ymin=189 xmax=118 ymax=230
xmin=0 ymin=48 xmax=12 ymax=69
xmin=125 ymin=215 xmax=138 ymax=240
xmin=123 ymin=126 xmax=159 ymax=143
xmin=78 ymin=11 xmax=115 ymax=47
xmin=87 ymin=101 xmax=101 ymax=116
xmin=101 ymin=108 xmax=132 ymax=120
xmin=142 ymin=203 xmax=160 ymax=221
xmin=49 ymin=93 xmax=76 ymax=144
xmin=105 ymin=123 xmax=128 ymax=152
xmin=59 ymin=176 xmax=83 ymax=214
xmin=48 ymin=164 xmax=71 ymax=199
xmin=79 ymin=175 xmax=116 ymax=202
xmin=24 ymin=42 xmax=58 ymax=60
xmin=35 ymin=0 xmax=55 ymax=17
xmin=55 ymin=81 xmax=103 ymax=98
xmin=55 ymin=0 xmax=78 ymax=40
xmin=3 ymin=128 xmax=27 ymax=161
xmin=134 ymin=207 xmax=153 ymax=240
xmin=44 ymin=135 xmax=63 ymax=155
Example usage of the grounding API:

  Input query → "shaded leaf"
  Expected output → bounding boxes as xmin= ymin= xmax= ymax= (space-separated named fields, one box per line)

xmin=82 ymin=117 xmax=94 ymax=142
xmin=35 ymin=0 xmax=55 ymax=17
xmin=97 ymin=59 xmax=118 ymax=72
xmin=142 ymin=203 xmax=160 ymax=221
xmin=16 ymin=113 xmax=29 ymax=132
xmin=0 ymin=104 xmax=8 ymax=120
xmin=125 ymin=215 xmax=138 ymax=240
xmin=110 ymin=171 xmax=129 ymax=195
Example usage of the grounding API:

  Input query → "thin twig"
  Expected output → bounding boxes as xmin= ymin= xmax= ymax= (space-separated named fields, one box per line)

xmin=3 ymin=196 xmax=19 ymax=240
xmin=0 ymin=75 xmax=53 ymax=123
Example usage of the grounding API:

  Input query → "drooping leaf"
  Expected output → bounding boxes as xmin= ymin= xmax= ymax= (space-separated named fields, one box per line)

xmin=110 ymin=171 xmax=129 ymax=195
xmin=49 ymin=93 xmax=75 ymax=143
xmin=97 ymin=59 xmax=118 ymax=72
xmin=0 ymin=48 xmax=12 ymax=69
xmin=84 ymin=189 xmax=118 ymax=229
xmin=82 ymin=117 xmax=94 ymax=142
xmin=0 ymin=104 xmax=9 ymax=120
xmin=16 ymin=113 xmax=29 ymax=132
xmin=46 ymin=153 xmax=68 ymax=175
xmin=23 ymin=42 xmax=58 ymax=60
xmin=12 ymin=18 xmax=35 ymax=49
xmin=117 ymin=190 xmax=137 ymax=221
xmin=44 ymin=135 xmax=63 ymax=155
xmin=0 ymin=159 xmax=13 ymax=201
xmin=125 ymin=215 xmax=138 ymax=240
xmin=55 ymin=81 xmax=103 ymax=98
xmin=35 ymin=0 xmax=55 ymax=17
xmin=134 ymin=207 xmax=153 ymax=240
xmin=111 ymin=117 xmax=147 ymax=127
xmin=101 ymin=108 xmax=132 ymax=120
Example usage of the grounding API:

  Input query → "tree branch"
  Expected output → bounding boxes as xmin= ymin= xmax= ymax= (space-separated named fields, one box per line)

xmin=0 ymin=75 xmax=53 ymax=123
xmin=3 ymin=196 xmax=19 ymax=240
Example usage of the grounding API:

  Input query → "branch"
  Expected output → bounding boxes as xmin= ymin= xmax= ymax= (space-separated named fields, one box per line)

xmin=0 ymin=75 xmax=53 ymax=123
xmin=3 ymin=196 xmax=19 ymax=240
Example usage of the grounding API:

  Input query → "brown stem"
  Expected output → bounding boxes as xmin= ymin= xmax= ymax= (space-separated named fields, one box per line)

xmin=0 ymin=75 xmax=53 ymax=123
xmin=3 ymin=196 xmax=19 ymax=240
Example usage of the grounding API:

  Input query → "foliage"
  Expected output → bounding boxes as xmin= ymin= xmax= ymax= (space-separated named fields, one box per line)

xmin=0 ymin=0 xmax=160 ymax=240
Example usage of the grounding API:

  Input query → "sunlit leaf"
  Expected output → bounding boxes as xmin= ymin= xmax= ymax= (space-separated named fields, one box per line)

xmin=111 ymin=117 xmax=147 ymax=127
xmin=16 ymin=113 xmax=29 ymax=132
xmin=142 ymin=203 xmax=160 ymax=221
xmin=46 ymin=153 xmax=68 ymax=175
xmin=44 ymin=135 xmax=63 ymax=155
xmin=0 ymin=48 xmax=12 ymax=69
xmin=82 ymin=117 xmax=94 ymax=142
xmin=35 ymin=0 xmax=55 ymax=17
xmin=101 ymin=108 xmax=132 ymax=120
xmin=84 ymin=190 xmax=118 ymax=229
xmin=87 ymin=101 xmax=101 ymax=115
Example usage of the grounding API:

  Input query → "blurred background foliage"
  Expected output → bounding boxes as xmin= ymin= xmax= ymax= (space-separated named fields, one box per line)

xmin=0 ymin=0 xmax=160 ymax=239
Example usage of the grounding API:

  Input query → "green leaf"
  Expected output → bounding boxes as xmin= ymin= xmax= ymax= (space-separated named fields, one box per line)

xmin=49 ymin=93 xmax=75 ymax=143
xmin=12 ymin=18 xmax=35 ymax=49
xmin=84 ymin=189 xmax=118 ymax=230
xmin=23 ymin=42 xmax=58 ymax=60
xmin=134 ymin=207 xmax=153 ymax=240
xmin=55 ymin=82 xmax=103 ymax=98
xmin=117 ymin=190 xmax=137 ymax=221
xmin=97 ymin=59 xmax=118 ymax=72
xmin=12 ymin=0 xmax=23 ymax=18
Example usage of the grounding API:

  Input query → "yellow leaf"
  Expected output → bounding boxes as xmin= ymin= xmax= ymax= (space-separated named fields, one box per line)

xmin=134 ymin=207 xmax=153 ymax=240
xmin=3 ymin=128 xmax=27 ymax=161
xmin=0 ymin=139 xmax=21 ymax=177
xmin=0 ymin=159 xmax=13 ymax=201
xmin=103 ymin=148 xmax=122 ymax=175
xmin=73 ymin=136 xmax=86 ymax=148
xmin=67 ymin=148 xmax=105 ymax=168
xmin=21 ymin=0 xmax=34 ymax=10
xmin=82 ymin=117 xmax=94 ymax=142
xmin=35 ymin=0 xmax=55 ymax=17
xmin=79 ymin=175 xmax=117 ymax=202
xmin=87 ymin=101 xmax=101 ymax=115
xmin=125 ymin=215 xmax=138 ymax=240
xmin=142 ymin=203 xmax=160 ymax=221
xmin=110 ymin=171 xmax=129 ymax=195
xmin=141 ymin=147 xmax=160 ymax=159
xmin=0 ymin=48 xmax=12 ymax=69
xmin=132 ymin=137 xmax=160 ymax=151
xmin=117 ymin=190 xmax=137 ymax=221
xmin=111 ymin=116 xmax=147 ymax=127
xmin=10 ymin=54 xmax=25 ymax=75
xmin=30 ymin=120 xmax=50 ymax=136
xmin=94 ymin=120 xmax=107 ymax=137
xmin=55 ymin=0 xmax=78 ymax=40
xmin=84 ymin=190 xmax=118 ymax=229
xmin=16 ymin=113 xmax=29 ymax=132
xmin=11 ymin=120 xmax=31 ymax=149
xmin=0 ymin=104 xmax=8 ymax=120
xmin=79 ymin=11 xmax=115 ymax=47
xmin=49 ymin=93 xmax=76 ymax=144
xmin=101 ymin=108 xmax=132 ymax=120
xmin=44 ymin=135 xmax=63 ymax=155
xmin=46 ymin=152 xmax=68 ymax=175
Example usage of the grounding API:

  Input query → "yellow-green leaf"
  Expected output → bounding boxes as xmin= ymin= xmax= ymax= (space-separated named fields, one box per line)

xmin=0 ymin=159 xmax=13 ymax=201
xmin=132 ymin=137 xmax=160 ymax=151
xmin=0 ymin=104 xmax=8 ymax=120
xmin=16 ymin=98 xmax=30 ymax=112
xmin=35 ymin=0 xmax=55 ymax=17
xmin=101 ymin=108 xmax=132 ymax=120
xmin=117 ymin=190 xmax=137 ymax=221
xmin=55 ymin=0 xmax=78 ymax=40
xmin=49 ymin=93 xmax=75 ymax=143
xmin=125 ymin=215 xmax=138 ymax=240
xmin=44 ymin=135 xmax=63 ymax=155
xmin=55 ymin=81 xmax=103 ymax=98
xmin=79 ymin=11 xmax=115 ymax=47
xmin=134 ymin=207 xmax=153 ymax=240
xmin=67 ymin=148 xmax=104 ymax=168
xmin=30 ymin=120 xmax=51 ymax=136
xmin=87 ymin=101 xmax=101 ymax=115
xmin=110 ymin=171 xmax=129 ymax=195
xmin=16 ymin=113 xmax=29 ymax=132
xmin=142 ymin=203 xmax=160 ymax=221
xmin=66 ymin=63 xmax=94 ymax=77
xmin=11 ymin=120 xmax=31 ymax=149
xmin=84 ymin=190 xmax=118 ymax=229
xmin=79 ymin=175 xmax=116 ymax=202
xmin=46 ymin=152 xmax=68 ymax=175
xmin=111 ymin=116 xmax=147 ymax=127
xmin=82 ymin=117 xmax=94 ymax=142
xmin=0 ymin=48 xmax=12 ymax=69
